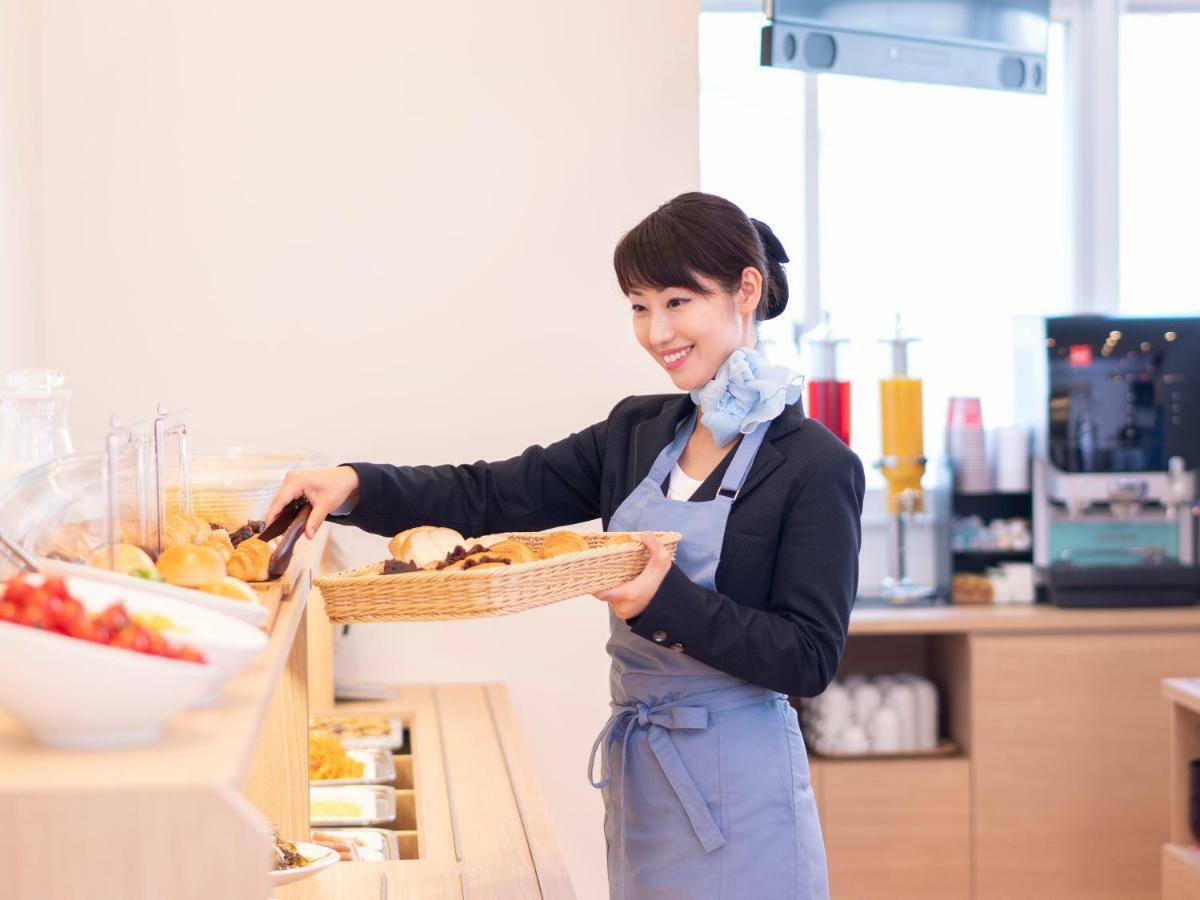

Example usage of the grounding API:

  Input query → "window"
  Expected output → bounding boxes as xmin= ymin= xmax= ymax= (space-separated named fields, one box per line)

xmin=1119 ymin=12 xmax=1200 ymax=315
xmin=701 ymin=13 xmax=1071 ymax=482
xmin=699 ymin=10 xmax=808 ymax=359
xmin=818 ymin=24 xmax=1071 ymax=478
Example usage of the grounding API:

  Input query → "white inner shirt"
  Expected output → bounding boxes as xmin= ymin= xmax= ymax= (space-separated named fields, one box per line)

xmin=667 ymin=462 xmax=704 ymax=501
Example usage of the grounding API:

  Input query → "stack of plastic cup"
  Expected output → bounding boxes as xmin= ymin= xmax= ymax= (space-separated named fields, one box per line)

xmin=992 ymin=425 xmax=1031 ymax=493
xmin=946 ymin=397 xmax=989 ymax=493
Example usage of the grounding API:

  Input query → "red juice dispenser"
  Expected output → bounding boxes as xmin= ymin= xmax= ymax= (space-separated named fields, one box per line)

xmin=806 ymin=314 xmax=850 ymax=445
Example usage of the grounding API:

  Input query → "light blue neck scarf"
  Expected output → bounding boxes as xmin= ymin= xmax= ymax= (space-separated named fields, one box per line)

xmin=688 ymin=347 xmax=804 ymax=447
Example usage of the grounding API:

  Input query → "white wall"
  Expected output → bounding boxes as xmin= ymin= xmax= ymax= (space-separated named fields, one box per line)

xmin=35 ymin=3 xmax=700 ymax=897
xmin=0 ymin=0 xmax=38 ymax=368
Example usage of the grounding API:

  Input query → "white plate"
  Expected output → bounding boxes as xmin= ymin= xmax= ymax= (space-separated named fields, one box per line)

xmin=0 ymin=576 xmax=220 ymax=747
xmin=311 ymin=748 xmax=397 ymax=786
xmin=310 ymin=785 xmax=397 ymax=827
xmin=43 ymin=559 xmax=268 ymax=628
xmin=267 ymin=842 xmax=338 ymax=888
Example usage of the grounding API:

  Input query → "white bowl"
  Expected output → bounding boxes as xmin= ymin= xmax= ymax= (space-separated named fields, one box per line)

xmin=43 ymin=559 xmax=268 ymax=628
xmin=48 ymin=571 xmax=269 ymax=708
xmin=0 ymin=579 xmax=219 ymax=747
xmin=268 ymin=842 xmax=339 ymax=888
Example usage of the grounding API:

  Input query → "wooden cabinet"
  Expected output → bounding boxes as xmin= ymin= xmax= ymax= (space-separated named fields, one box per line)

xmin=814 ymin=756 xmax=970 ymax=900
xmin=1163 ymin=679 xmax=1200 ymax=900
xmin=815 ymin=606 xmax=1200 ymax=900
xmin=971 ymin=632 xmax=1197 ymax=900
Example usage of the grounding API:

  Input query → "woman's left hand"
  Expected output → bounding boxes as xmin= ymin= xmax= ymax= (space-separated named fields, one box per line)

xmin=594 ymin=532 xmax=673 ymax=620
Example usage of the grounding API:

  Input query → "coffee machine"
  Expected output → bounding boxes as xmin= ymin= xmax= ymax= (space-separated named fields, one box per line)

xmin=1016 ymin=316 xmax=1200 ymax=607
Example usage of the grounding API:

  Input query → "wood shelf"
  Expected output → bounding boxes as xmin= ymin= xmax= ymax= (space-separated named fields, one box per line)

xmin=0 ymin=530 xmax=327 ymax=900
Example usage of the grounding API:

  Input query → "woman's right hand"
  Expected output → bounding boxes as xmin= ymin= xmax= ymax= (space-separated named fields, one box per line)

xmin=265 ymin=466 xmax=361 ymax=539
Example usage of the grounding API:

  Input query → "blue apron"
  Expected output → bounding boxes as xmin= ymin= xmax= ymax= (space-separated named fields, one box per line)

xmin=588 ymin=409 xmax=829 ymax=899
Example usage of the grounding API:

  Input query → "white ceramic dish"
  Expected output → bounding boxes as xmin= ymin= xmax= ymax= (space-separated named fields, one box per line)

xmin=311 ymin=748 xmax=397 ymax=786
xmin=52 ymin=570 xmax=267 ymax=707
xmin=310 ymin=785 xmax=397 ymax=827
xmin=0 ymin=576 xmax=221 ymax=747
xmin=43 ymin=559 xmax=267 ymax=628
xmin=267 ymin=842 xmax=338 ymax=888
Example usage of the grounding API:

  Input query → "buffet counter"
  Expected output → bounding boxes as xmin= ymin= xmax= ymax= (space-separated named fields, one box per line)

xmin=0 ymin=528 xmax=573 ymax=900
xmin=815 ymin=600 xmax=1200 ymax=900
xmin=283 ymin=685 xmax=574 ymax=900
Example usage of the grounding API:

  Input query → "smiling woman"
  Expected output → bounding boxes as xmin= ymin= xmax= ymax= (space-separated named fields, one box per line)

xmin=266 ymin=189 xmax=864 ymax=900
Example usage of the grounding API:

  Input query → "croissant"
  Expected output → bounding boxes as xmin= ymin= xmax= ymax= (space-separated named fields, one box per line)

xmin=541 ymin=531 xmax=589 ymax=558
xmin=163 ymin=512 xmax=212 ymax=549
xmin=227 ymin=537 xmax=271 ymax=582
xmin=487 ymin=539 xmax=538 ymax=565
xmin=205 ymin=529 xmax=235 ymax=563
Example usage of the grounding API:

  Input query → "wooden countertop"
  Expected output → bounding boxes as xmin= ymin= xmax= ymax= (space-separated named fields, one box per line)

xmin=0 ymin=551 xmax=314 ymax=791
xmin=849 ymin=602 xmax=1200 ymax=636
xmin=284 ymin=684 xmax=575 ymax=900
xmin=1163 ymin=677 xmax=1200 ymax=716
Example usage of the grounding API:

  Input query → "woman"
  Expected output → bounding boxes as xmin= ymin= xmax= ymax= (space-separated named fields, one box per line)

xmin=267 ymin=192 xmax=865 ymax=899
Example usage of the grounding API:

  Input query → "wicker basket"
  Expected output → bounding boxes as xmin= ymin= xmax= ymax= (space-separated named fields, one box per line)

xmin=315 ymin=531 xmax=681 ymax=623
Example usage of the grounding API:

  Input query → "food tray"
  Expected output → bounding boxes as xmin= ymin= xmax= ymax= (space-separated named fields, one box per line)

xmin=311 ymin=748 xmax=396 ymax=786
xmin=312 ymin=828 xmax=400 ymax=862
xmin=310 ymin=784 xmax=396 ymax=827
xmin=310 ymin=715 xmax=405 ymax=751
xmin=315 ymin=530 xmax=681 ymax=623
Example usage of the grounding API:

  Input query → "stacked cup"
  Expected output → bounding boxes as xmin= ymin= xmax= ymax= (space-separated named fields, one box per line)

xmin=993 ymin=425 xmax=1031 ymax=493
xmin=946 ymin=397 xmax=989 ymax=493
xmin=799 ymin=673 xmax=940 ymax=756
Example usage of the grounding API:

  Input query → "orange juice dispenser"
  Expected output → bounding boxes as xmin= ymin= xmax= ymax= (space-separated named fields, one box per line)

xmin=878 ymin=317 xmax=934 ymax=603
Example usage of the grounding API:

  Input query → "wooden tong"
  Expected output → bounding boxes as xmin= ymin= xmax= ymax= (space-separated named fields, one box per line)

xmin=261 ymin=499 xmax=312 ymax=579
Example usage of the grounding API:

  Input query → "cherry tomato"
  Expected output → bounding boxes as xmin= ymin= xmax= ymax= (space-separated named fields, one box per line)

xmin=66 ymin=617 xmax=97 ymax=642
xmin=130 ymin=628 xmax=151 ymax=654
xmin=18 ymin=604 xmax=49 ymax=629
xmin=0 ymin=601 xmax=17 ymax=621
xmin=177 ymin=646 xmax=205 ymax=664
xmin=146 ymin=630 xmax=167 ymax=656
xmin=4 ymin=578 xmax=33 ymax=607
xmin=42 ymin=576 xmax=70 ymax=600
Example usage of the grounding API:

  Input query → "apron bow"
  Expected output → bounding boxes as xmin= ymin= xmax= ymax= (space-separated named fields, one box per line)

xmin=589 ymin=700 xmax=725 ymax=854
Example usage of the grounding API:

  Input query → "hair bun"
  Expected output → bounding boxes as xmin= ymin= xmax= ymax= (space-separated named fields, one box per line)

xmin=751 ymin=218 xmax=790 ymax=264
xmin=750 ymin=218 xmax=789 ymax=319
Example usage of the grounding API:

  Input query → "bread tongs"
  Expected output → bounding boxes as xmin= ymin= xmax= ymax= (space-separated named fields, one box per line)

xmin=260 ymin=499 xmax=312 ymax=579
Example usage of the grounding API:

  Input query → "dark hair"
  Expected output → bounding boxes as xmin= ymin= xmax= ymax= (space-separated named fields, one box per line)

xmin=613 ymin=192 xmax=790 ymax=320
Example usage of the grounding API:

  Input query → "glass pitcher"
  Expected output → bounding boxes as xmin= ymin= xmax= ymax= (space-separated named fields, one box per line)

xmin=0 ymin=369 xmax=76 ymax=470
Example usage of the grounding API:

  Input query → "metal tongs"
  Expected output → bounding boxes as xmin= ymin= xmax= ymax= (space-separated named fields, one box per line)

xmin=259 ymin=499 xmax=312 ymax=579
xmin=0 ymin=531 xmax=40 ymax=575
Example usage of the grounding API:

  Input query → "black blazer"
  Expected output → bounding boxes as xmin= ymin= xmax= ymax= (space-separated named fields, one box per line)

xmin=333 ymin=394 xmax=866 ymax=697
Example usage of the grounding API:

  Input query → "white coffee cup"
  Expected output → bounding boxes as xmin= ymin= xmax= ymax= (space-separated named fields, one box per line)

xmin=882 ymin=683 xmax=917 ymax=751
xmin=867 ymin=706 xmax=901 ymax=753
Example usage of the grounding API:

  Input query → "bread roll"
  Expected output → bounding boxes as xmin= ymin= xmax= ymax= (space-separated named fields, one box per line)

xmin=393 ymin=526 xmax=464 ymax=568
xmin=201 ymin=575 xmax=260 ymax=605
xmin=541 ymin=531 xmax=589 ymax=559
xmin=486 ymin=539 xmax=538 ymax=565
xmin=387 ymin=526 xmax=427 ymax=560
xmin=156 ymin=544 xmax=227 ymax=588
xmin=227 ymin=537 xmax=271 ymax=582
xmin=88 ymin=543 xmax=157 ymax=578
